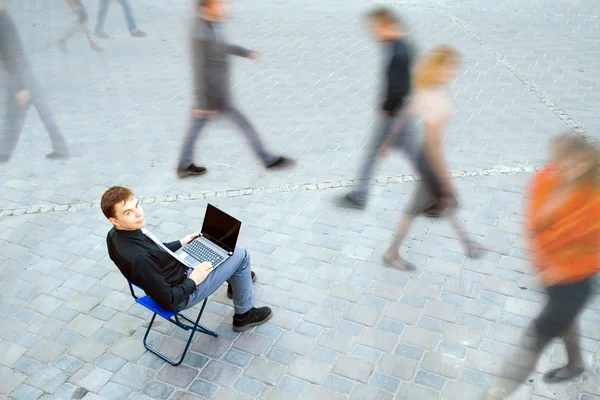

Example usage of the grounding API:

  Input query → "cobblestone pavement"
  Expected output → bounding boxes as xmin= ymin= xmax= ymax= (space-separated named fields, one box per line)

xmin=1 ymin=0 xmax=599 ymax=399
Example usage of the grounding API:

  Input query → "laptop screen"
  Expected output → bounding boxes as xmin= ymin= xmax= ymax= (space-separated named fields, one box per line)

xmin=201 ymin=204 xmax=241 ymax=254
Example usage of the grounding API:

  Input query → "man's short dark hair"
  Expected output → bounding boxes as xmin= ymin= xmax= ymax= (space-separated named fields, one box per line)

xmin=101 ymin=186 xmax=134 ymax=219
xmin=366 ymin=6 xmax=401 ymax=25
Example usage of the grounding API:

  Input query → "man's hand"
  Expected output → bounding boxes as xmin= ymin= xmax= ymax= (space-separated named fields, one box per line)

xmin=192 ymin=109 xmax=218 ymax=118
xmin=15 ymin=90 xmax=30 ymax=106
xmin=189 ymin=262 xmax=214 ymax=285
xmin=248 ymin=52 xmax=262 ymax=61
xmin=180 ymin=233 xmax=199 ymax=247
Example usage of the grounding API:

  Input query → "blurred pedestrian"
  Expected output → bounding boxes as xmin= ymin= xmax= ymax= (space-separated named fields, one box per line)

xmin=379 ymin=45 xmax=478 ymax=270
xmin=176 ymin=0 xmax=293 ymax=178
xmin=58 ymin=0 xmax=103 ymax=53
xmin=0 ymin=0 xmax=70 ymax=162
xmin=486 ymin=134 xmax=600 ymax=399
xmin=341 ymin=7 xmax=433 ymax=209
xmin=95 ymin=0 xmax=146 ymax=39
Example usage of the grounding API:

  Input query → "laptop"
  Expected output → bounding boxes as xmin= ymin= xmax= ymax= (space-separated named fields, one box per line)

xmin=176 ymin=204 xmax=241 ymax=268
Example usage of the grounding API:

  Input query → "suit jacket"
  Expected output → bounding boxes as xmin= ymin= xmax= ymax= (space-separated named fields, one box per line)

xmin=191 ymin=17 xmax=250 ymax=110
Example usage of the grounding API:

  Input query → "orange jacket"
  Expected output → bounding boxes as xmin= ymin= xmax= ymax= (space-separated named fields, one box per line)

xmin=526 ymin=165 xmax=600 ymax=286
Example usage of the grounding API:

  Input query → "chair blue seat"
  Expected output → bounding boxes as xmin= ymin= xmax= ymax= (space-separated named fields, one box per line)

xmin=135 ymin=296 xmax=175 ymax=320
xmin=126 ymin=281 xmax=217 ymax=366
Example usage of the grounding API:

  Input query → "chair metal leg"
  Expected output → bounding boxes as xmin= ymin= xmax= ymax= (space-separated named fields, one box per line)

xmin=141 ymin=298 xmax=217 ymax=366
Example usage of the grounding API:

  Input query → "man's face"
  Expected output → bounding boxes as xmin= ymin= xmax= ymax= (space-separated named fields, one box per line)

xmin=109 ymin=196 xmax=145 ymax=231
xmin=203 ymin=0 xmax=228 ymax=21
xmin=368 ymin=18 xmax=386 ymax=41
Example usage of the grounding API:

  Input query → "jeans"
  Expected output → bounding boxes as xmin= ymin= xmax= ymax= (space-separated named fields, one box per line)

xmin=348 ymin=114 xmax=445 ymax=205
xmin=95 ymin=0 xmax=137 ymax=33
xmin=178 ymin=105 xmax=278 ymax=169
xmin=1 ymin=73 xmax=69 ymax=159
xmin=175 ymin=246 xmax=254 ymax=315
xmin=348 ymin=115 xmax=417 ymax=204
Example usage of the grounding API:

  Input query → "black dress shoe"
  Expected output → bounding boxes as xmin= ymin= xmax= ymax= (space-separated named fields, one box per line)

xmin=177 ymin=164 xmax=207 ymax=178
xmin=232 ymin=306 xmax=272 ymax=332
xmin=46 ymin=151 xmax=70 ymax=160
xmin=266 ymin=156 xmax=294 ymax=169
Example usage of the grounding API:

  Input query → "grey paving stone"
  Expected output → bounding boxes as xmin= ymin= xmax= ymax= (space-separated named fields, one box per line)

xmin=156 ymin=364 xmax=198 ymax=388
xmin=370 ymin=372 xmax=401 ymax=392
xmin=181 ymin=352 xmax=209 ymax=369
xmin=278 ymin=375 xmax=309 ymax=395
xmin=223 ymin=349 xmax=253 ymax=368
xmin=234 ymin=376 xmax=265 ymax=397
xmin=254 ymin=323 xmax=283 ymax=340
xmin=324 ymin=374 xmax=355 ymax=395
xmin=358 ymin=327 xmax=397 ymax=353
xmin=287 ymin=356 xmax=331 ymax=385
xmin=395 ymin=382 xmax=440 ymax=400
xmin=376 ymin=318 xmax=405 ymax=335
xmin=54 ymin=355 xmax=84 ymax=374
xmin=352 ymin=345 xmax=381 ymax=363
xmin=233 ymin=332 xmax=273 ymax=356
xmin=13 ymin=357 xmax=42 ymax=375
xmin=111 ymin=363 xmax=154 ymax=391
xmin=394 ymin=343 xmax=424 ymax=361
xmin=189 ymin=379 xmax=220 ymax=398
xmin=332 ymin=355 xmax=373 ymax=383
xmin=460 ymin=368 xmax=492 ymax=388
xmin=108 ymin=336 xmax=146 ymax=363
xmin=53 ymin=331 xmax=81 ymax=347
xmin=275 ymin=331 xmax=314 ymax=356
xmin=199 ymin=360 xmax=242 ymax=387
xmin=421 ymin=351 xmax=464 ymax=379
xmin=336 ymin=319 xmax=365 ymax=337
xmin=245 ymin=358 xmax=286 ymax=386
xmin=94 ymin=354 xmax=127 ymax=373
xmin=50 ymin=308 xmax=80 ymax=323
xmin=283 ymin=298 xmax=313 ymax=314
xmin=191 ymin=335 xmax=232 ymax=358
xmin=143 ymin=382 xmax=174 ymax=400
xmin=89 ymin=306 xmax=118 ymax=322
xmin=415 ymin=370 xmax=446 ymax=390
xmin=68 ymin=338 xmax=109 ymax=363
xmin=10 ymin=384 xmax=43 ymax=400
xmin=68 ymin=364 xmax=113 ymax=394
xmin=92 ymin=328 xmax=122 ymax=346
xmin=267 ymin=347 xmax=296 ymax=366
xmin=98 ymin=382 xmax=132 ymax=400
xmin=438 ymin=341 xmax=467 ymax=359
xmin=25 ymin=339 xmax=65 ymax=364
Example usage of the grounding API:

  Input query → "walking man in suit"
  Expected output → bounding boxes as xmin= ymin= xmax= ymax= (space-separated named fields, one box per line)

xmin=177 ymin=0 xmax=293 ymax=178
xmin=0 ymin=0 xmax=70 ymax=162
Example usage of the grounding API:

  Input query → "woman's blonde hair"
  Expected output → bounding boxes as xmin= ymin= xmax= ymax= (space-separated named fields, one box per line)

xmin=413 ymin=45 xmax=461 ymax=90
xmin=553 ymin=133 xmax=600 ymax=186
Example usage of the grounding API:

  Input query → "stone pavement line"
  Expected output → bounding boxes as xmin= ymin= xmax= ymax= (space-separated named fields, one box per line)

xmin=0 ymin=165 xmax=539 ymax=217
xmin=441 ymin=7 xmax=599 ymax=148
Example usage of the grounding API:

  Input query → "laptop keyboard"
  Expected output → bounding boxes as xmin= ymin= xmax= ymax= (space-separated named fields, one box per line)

xmin=183 ymin=240 xmax=225 ymax=265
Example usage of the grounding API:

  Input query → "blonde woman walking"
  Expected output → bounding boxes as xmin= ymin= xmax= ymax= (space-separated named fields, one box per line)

xmin=380 ymin=45 xmax=479 ymax=270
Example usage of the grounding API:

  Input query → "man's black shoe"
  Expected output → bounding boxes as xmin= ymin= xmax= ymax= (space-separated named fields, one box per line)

xmin=338 ymin=192 xmax=365 ymax=210
xmin=266 ymin=156 xmax=294 ymax=169
xmin=46 ymin=151 xmax=70 ymax=160
xmin=227 ymin=271 xmax=256 ymax=299
xmin=177 ymin=164 xmax=207 ymax=178
xmin=232 ymin=306 xmax=272 ymax=332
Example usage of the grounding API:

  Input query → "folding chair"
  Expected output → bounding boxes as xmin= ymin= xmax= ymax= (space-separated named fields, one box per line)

xmin=128 ymin=281 xmax=217 ymax=366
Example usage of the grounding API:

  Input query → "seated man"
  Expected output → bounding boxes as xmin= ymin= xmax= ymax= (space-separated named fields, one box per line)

xmin=101 ymin=186 xmax=271 ymax=332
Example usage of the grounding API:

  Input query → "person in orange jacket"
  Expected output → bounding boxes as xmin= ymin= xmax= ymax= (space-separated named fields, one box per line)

xmin=486 ymin=133 xmax=600 ymax=399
